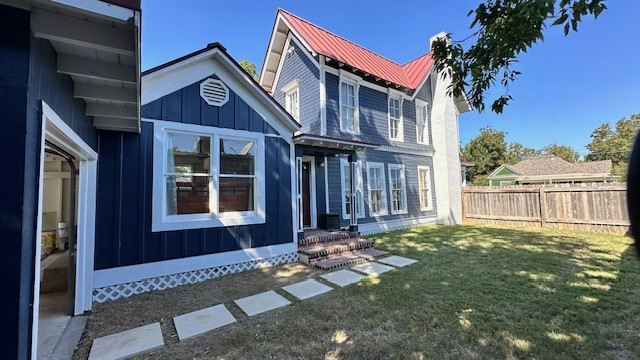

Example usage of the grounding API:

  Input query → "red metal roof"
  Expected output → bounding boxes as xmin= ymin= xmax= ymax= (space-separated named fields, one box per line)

xmin=279 ymin=9 xmax=432 ymax=89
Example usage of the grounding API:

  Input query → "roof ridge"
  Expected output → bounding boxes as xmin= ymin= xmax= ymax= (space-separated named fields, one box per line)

xmin=402 ymin=52 xmax=431 ymax=67
xmin=278 ymin=9 xmax=405 ymax=68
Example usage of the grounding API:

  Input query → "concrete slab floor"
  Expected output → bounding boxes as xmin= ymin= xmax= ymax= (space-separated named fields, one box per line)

xmin=234 ymin=290 xmax=291 ymax=317
xmin=89 ymin=323 xmax=164 ymax=360
xmin=351 ymin=262 xmax=396 ymax=276
xmin=173 ymin=304 xmax=236 ymax=341
xmin=38 ymin=291 xmax=70 ymax=360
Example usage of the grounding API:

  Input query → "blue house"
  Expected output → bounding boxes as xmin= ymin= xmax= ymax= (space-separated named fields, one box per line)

xmin=260 ymin=10 xmax=470 ymax=239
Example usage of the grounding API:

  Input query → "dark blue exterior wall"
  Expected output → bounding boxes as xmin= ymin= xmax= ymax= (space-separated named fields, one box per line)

xmin=325 ymin=72 xmax=434 ymax=152
xmin=96 ymin=77 xmax=293 ymax=270
xmin=0 ymin=5 xmax=97 ymax=357
xmin=272 ymin=41 xmax=320 ymax=134
xmin=326 ymin=150 xmax=438 ymax=228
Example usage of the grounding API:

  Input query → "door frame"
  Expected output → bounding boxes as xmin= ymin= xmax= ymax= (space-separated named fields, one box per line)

xmin=301 ymin=155 xmax=317 ymax=229
xmin=32 ymin=101 xmax=98 ymax=358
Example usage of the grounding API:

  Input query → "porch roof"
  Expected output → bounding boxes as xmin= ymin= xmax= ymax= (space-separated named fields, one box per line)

xmin=293 ymin=134 xmax=378 ymax=152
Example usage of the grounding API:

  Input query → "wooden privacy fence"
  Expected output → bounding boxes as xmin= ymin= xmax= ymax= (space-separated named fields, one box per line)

xmin=462 ymin=183 xmax=630 ymax=235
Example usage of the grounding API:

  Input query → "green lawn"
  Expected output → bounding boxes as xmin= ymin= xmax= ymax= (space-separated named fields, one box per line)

xmin=75 ymin=225 xmax=640 ymax=359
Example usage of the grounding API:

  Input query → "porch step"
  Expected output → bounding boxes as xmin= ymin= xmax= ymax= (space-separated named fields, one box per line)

xmin=298 ymin=231 xmax=360 ymax=247
xmin=312 ymin=249 xmax=390 ymax=270
xmin=299 ymin=238 xmax=373 ymax=259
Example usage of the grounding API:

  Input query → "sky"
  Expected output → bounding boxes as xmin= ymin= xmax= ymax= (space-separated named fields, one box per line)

xmin=141 ymin=0 xmax=640 ymax=157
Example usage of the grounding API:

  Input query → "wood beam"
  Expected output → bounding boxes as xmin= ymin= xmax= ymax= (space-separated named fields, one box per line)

xmin=31 ymin=8 xmax=135 ymax=56
xmin=57 ymin=55 xmax=136 ymax=84
xmin=93 ymin=116 xmax=138 ymax=132
xmin=73 ymin=84 xmax=136 ymax=104
xmin=86 ymin=104 xmax=137 ymax=119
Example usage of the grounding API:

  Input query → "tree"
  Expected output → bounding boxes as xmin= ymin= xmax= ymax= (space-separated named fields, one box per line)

xmin=506 ymin=142 xmax=540 ymax=163
xmin=586 ymin=114 xmax=639 ymax=179
xmin=586 ymin=114 xmax=640 ymax=164
xmin=461 ymin=127 xmax=509 ymax=184
xmin=238 ymin=59 xmax=258 ymax=80
xmin=541 ymin=144 xmax=580 ymax=162
xmin=431 ymin=0 xmax=607 ymax=114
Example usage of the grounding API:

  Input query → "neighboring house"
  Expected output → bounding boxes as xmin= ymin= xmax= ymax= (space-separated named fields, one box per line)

xmin=0 ymin=1 xmax=141 ymax=358
xmin=487 ymin=155 xmax=618 ymax=186
xmin=260 ymin=9 xmax=470 ymax=235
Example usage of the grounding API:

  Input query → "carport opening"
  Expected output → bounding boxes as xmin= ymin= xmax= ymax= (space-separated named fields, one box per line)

xmin=38 ymin=141 xmax=78 ymax=359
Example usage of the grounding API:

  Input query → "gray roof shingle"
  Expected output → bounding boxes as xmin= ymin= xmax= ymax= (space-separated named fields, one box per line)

xmin=511 ymin=155 xmax=613 ymax=176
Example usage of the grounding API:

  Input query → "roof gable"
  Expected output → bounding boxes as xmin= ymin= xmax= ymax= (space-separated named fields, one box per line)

xmin=260 ymin=9 xmax=433 ymax=92
xmin=143 ymin=43 xmax=300 ymax=137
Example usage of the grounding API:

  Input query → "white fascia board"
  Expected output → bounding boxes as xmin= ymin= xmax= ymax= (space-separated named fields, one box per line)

xmin=142 ymin=49 xmax=299 ymax=138
xmin=272 ymin=32 xmax=321 ymax=94
xmin=486 ymin=165 xmax=507 ymax=178
xmin=50 ymin=0 xmax=135 ymax=22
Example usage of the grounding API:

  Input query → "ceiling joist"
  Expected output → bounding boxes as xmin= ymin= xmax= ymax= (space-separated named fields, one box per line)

xmin=57 ymin=55 xmax=137 ymax=83
xmin=31 ymin=8 xmax=135 ymax=56
xmin=73 ymin=83 xmax=136 ymax=104
xmin=86 ymin=103 xmax=137 ymax=119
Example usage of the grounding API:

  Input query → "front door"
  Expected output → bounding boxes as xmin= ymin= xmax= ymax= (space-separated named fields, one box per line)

xmin=302 ymin=161 xmax=312 ymax=228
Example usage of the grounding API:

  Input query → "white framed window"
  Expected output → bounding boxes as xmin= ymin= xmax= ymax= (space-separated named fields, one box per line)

xmin=388 ymin=164 xmax=407 ymax=214
xmin=417 ymin=166 xmax=433 ymax=211
xmin=388 ymin=95 xmax=403 ymax=141
xmin=500 ymin=181 xmax=512 ymax=186
xmin=282 ymin=80 xmax=300 ymax=122
xmin=340 ymin=158 xmax=364 ymax=219
xmin=366 ymin=162 xmax=388 ymax=216
xmin=416 ymin=100 xmax=429 ymax=145
xmin=152 ymin=120 xmax=266 ymax=231
xmin=339 ymin=79 xmax=359 ymax=134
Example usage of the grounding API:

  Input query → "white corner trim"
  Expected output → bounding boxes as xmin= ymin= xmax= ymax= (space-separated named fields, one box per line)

xmin=319 ymin=68 xmax=327 ymax=136
xmin=93 ymin=242 xmax=297 ymax=289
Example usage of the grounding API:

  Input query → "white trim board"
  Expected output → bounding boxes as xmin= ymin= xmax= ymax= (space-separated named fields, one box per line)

xmin=359 ymin=215 xmax=438 ymax=234
xmin=301 ymin=155 xmax=318 ymax=229
xmin=93 ymin=242 xmax=297 ymax=288
xmin=33 ymin=101 xmax=99 ymax=359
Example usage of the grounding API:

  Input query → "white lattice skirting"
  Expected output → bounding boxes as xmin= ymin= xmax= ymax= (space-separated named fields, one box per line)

xmin=92 ymin=252 xmax=298 ymax=303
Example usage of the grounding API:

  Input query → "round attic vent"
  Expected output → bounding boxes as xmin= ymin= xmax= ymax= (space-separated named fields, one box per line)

xmin=200 ymin=78 xmax=229 ymax=106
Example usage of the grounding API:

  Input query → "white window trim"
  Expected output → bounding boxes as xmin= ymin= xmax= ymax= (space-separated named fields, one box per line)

xmin=388 ymin=94 xmax=404 ymax=142
xmin=366 ymin=162 xmax=388 ymax=216
xmin=415 ymin=99 xmax=429 ymax=145
xmin=152 ymin=120 xmax=266 ymax=232
xmin=338 ymin=76 xmax=360 ymax=135
xmin=388 ymin=164 xmax=408 ymax=215
xmin=417 ymin=166 xmax=433 ymax=211
xmin=500 ymin=181 xmax=512 ymax=186
xmin=282 ymin=79 xmax=300 ymax=122
xmin=339 ymin=158 xmax=365 ymax=220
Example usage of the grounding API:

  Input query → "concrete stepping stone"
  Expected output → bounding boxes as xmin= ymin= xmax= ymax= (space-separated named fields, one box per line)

xmin=351 ymin=262 xmax=395 ymax=276
xmin=377 ymin=255 xmax=418 ymax=267
xmin=320 ymin=269 xmax=366 ymax=287
xmin=173 ymin=304 xmax=236 ymax=341
xmin=88 ymin=322 xmax=164 ymax=360
xmin=234 ymin=290 xmax=291 ymax=317
xmin=282 ymin=279 xmax=333 ymax=300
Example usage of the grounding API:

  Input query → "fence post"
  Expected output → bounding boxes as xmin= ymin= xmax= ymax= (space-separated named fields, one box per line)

xmin=539 ymin=187 xmax=547 ymax=227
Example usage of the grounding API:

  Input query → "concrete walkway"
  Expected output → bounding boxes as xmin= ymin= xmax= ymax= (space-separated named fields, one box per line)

xmin=87 ymin=255 xmax=417 ymax=359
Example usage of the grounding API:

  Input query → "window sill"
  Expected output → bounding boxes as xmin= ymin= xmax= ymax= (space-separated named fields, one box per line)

xmin=390 ymin=210 xmax=408 ymax=216
xmin=389 ymin=137 xmax=404 ymax=143
xmin=152 ymin=213 xmax=266 ymax=232
xmin=369 ymin=211 xmax=389 ymax=217
xmin=340 ymin=128 xmax=360 ymax=135
xmin=420 ymin=207 xmax=434 ymax=212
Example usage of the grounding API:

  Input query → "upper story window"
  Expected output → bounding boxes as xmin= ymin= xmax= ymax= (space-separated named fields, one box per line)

xmin=152 ymin=120 xmax=266 ymax=231
xmin=388 ymin=164 xmax=407 ymax=214
xmin=339 ymin=79 xmax=359 ymax=134
xmin=388 ymin=96 xmax=403 ymax=141
xmin=416 ymin=100 xmax=429 ymax=145
xmin=340 ymin=158 xmax=364 ymax=219
xmin=367 ymin=162 xmax=388 ymax=216
xmin=417 ymin=166 xmax=433 ymax=211
xmin=282 ymin=80 xmax=300 ymax=122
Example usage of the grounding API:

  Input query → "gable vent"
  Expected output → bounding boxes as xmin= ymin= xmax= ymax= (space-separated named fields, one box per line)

xmin=200 ymin=78 xmax=229 ymax=106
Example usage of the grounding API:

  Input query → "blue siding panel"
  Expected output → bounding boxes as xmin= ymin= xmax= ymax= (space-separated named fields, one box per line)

xmin=97 ymin=77 xmax=293 ymax=270
xmin=272 ymin=41 xmax=320 ymax=134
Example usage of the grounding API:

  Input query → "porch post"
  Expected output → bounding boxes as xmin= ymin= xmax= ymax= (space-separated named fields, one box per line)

xmin=348 ymin=153 xmax=358 ymax=232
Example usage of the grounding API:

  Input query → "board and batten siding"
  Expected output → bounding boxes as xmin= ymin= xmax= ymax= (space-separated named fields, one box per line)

xmin=326 ymin=150 xmax=438 ymax=228
xmin=95 ymin=77 xmax=293 ymax=270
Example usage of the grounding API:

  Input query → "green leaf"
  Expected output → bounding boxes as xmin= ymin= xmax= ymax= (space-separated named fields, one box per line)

xmin=552 ymin=13 xmax=568 ymax=25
